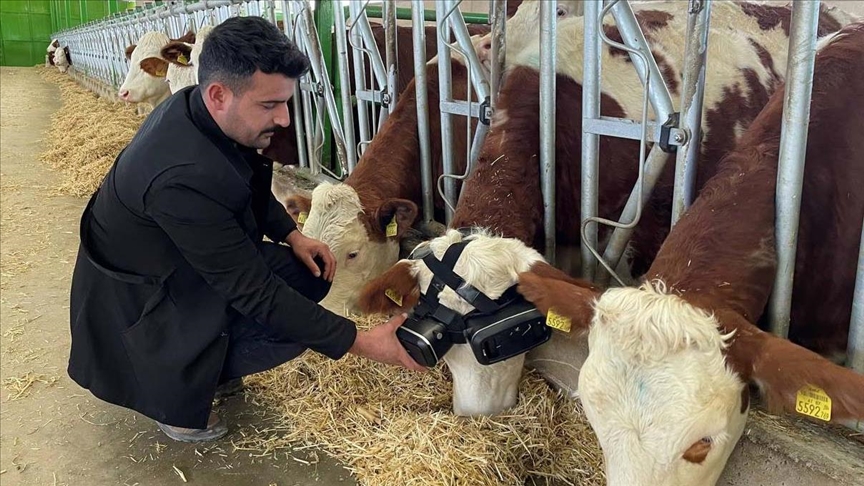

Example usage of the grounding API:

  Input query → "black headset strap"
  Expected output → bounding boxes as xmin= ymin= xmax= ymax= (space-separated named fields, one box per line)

xmin=421 ymin=241 xmax=501 ymax=314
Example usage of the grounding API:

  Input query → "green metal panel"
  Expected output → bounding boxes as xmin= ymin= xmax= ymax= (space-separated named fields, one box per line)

xmin=69 ymin=0 xmax=81 ymax=26
xmin=0 ymin=1 xmax=53 ymax=66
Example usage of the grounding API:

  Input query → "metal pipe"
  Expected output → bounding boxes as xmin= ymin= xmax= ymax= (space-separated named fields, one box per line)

xmin=581 ymin=0 xmax=601 ymax=281
xmin=595 ymin=144 xmax=668 ymax=286
xmin=296 ymin=2 xmax=349 ymax=176
xmin=609 ymin=0 xmax=675 ymax=124
xmin=281 ymin=0 xmax=310 ymax=169
xmin=353 ymin=5 xmax=490 ymax=24
xmin=848 ymin=222 xmax=864 ymax=373
xmin=383 ymin=0 xmax=398 ymax=113
xmin=768 ymin=0 xmax=821 ymax=339
xmin=349 ymin=1 xmax=372 ymax=153
xmin=671 ymin=0 xmax=712 ymax=226
xmin=539 ymin=0 xmax=556 ymax=264
xmin=436 ymin=0 xmax=457 ymax=225
xmin=333 ymin=1 xmax=359 ymax=173
xmin=353 ymin=9 xmax=388 ymax=89
xmin=412 ymin=0 xmax=434 ymax=224
xmin=489 ymin=0 xmax=506 ymax=107
xmin=445 ymin=6 xmax=490 ymax=102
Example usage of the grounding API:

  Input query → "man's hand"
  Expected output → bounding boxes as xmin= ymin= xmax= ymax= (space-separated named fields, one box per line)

xmin=285 ymin=230 xmax=336 ymax=281
xmin=348 ymin=313 xmax=427 ymax=372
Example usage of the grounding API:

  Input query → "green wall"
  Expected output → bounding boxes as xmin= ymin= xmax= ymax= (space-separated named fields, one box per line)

xmin=1 ymin=1 xmax=53 ymax=66
xmin=1 ymin=1 xmax=132 ymax=66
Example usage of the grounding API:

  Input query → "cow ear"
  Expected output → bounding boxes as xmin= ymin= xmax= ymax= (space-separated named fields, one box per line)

xmin=516 ymin=265 xmax=600 ymax=334
xmin=284 ymin=194 xmax=312 ymax=227
xmin=722 ymin=310 xmax=864 ymax=427
xmin=125 ymin=44 xmax=136 ymax=60
xmin=161 ymin=41 xmax=193 ymax=67
xmin=140 ymin=57 xmax=169 ymax=78
xmin=356 ymin=261 xmax=420 ymax=315
xmin=373 ymin=199 xmax=418 ymax=240
xmin=176 ymin=30 xmax=196 ymax=45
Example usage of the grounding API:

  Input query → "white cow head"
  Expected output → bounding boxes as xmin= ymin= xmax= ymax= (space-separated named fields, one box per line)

xmin=162 ymin=25 xmax=214 ymax=94
xmin=356 ymin=228 xmax=582 ymax=416
xmin=53 ymin=45 xmax=70 ymax=73
xmin=119 ymin=31 xmax=194 ymax=107
xmin=301 ymin=183 xmax=417 ymax=315
xmin=515 ymin=274 xmax=864 ymax=486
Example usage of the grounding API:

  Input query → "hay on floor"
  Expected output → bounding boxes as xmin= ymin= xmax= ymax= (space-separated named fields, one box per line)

xmin=239 ymin=314 xmax=605 ymax=486
xmin=37 ymin=66 xmax=143 ymax=197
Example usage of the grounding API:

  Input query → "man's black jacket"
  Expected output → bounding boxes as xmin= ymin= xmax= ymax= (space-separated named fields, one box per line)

xmin=68 ymin=85 xmax=356 ymax=429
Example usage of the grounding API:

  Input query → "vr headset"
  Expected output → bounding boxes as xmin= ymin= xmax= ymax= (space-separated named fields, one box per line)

xmin=396 ymin=236 xmax=551 ymax=368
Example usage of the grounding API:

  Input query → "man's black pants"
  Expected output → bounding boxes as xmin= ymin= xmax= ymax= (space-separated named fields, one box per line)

xmin=218 ymin=241 xmax=331 ymax=384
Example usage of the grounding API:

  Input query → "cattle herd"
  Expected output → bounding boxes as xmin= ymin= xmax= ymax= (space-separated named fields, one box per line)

xmin=47 ymin=1 xmax=864 ymax=484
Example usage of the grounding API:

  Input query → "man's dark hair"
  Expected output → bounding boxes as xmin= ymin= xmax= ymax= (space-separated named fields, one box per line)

xmin=198 ymin=16 xmax=311 ymax=94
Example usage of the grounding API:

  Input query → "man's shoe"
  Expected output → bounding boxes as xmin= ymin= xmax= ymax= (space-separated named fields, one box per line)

xmin=157 ymin=412 xmax=228 ymax=443
xmin=214 ymin=377 xmax=244 ymax=400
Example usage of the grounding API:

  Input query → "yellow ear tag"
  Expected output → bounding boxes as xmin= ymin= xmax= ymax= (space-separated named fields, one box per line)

xmin=545 ymin=308 xmax=572 ymax=333
xmin=385 ymin=288 xmax=403 ymax=307
xmin=385 ymin=216 xmax=398 ymax=238
xmin=795 ymin=384 xmax=831 ymax=421
xmin=177 ymin=53 xmax=189 ymax=65
xmin=297 ymin=212 xmax=308 ymax=224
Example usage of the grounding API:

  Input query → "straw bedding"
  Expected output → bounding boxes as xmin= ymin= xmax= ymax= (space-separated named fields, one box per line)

xmin=239 ymin=314 xmax=605 ymax=486
xmin=37 ymin=66 xmax=143 ymax=197
xmin=37 ymin=68 xmax=605 ymax=485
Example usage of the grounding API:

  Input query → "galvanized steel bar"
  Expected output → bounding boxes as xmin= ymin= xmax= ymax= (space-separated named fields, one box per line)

xmin=489 ymin=0 xmax=506 ymax=106
xmin=281 ymin=0 xmax=310 ymax=169
xmin=609 ymin=0 xmax=674 ymax=124
xmin=436 ymin=0 xmax=457 ymax=224
xmin=849 ymin=222 xmax=864 ymax=373
xmin=412 ymin=0 xmax=435 ymax=224
xmin=383 ymin=0 xmax=398 ymax=113
xmin=540 ymin=0 xmax=557 ymax=264
xmin=348 ymin=1 xmax=372 ymax=153
xmin=671 ymin=0 xmax=712 ymax=226
xmin=353 ymin=6 xmax=388 ymax=90
xmin=768 ymin=0 xmax=821 ymax=339
xmin=581 ymin=0 xmax=601 ymax=281
xmin=296 ymin=1 xmax=349 ymax=176
xmin=594 ymin=144 xmax=665 ymax=286
xmin=444 ymin=5 xmax=490 ymax=102
xmin=333 ymin=2 xmax=359 ymax=173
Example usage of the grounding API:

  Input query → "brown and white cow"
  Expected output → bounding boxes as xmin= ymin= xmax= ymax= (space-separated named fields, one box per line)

xmin=513 ymin=21 xmax=864 ymax=486
xmin=296 ymin=0 xmax=584 ymax=316
xmin=47 ymin=39 xmax=60 ymax=66
xmin=53 ymin=45 xmax=71 ymax=73
xmin=118 ymin=30 xmax=195 ymax=108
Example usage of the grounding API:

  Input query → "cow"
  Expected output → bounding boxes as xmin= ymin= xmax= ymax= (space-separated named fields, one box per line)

xmin=355 ymin=227 xmax=597 ymax=416
xmin=118 ymin=30 xmax=195 ymax=108
xmin=352 ymin=0 xmax=858 ymax=420
xmin=513 ymin=21 xmax=864 ymax=486
xmin=53 ymin=45 xmax=71 ymax=73
xmin=295 ymin=0 xmax=582 ymax=316
xmin=160 ymin=25 xmax=213 ymax=94
xmin=47 ymin=39 xmax=59 ymax=66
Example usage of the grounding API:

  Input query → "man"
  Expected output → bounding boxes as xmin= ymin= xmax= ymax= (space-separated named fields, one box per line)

xmin=68 ymin=16 xmax=424 ymax=444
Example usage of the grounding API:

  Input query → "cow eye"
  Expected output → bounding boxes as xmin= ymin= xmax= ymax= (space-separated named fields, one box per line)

xmin=348 ymin=251 xmax=359 ymax=260
xmin=557 ymin=6 xmax=567 ymax=17
xmin=682 ymin=437 xmax=713 ymax=464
